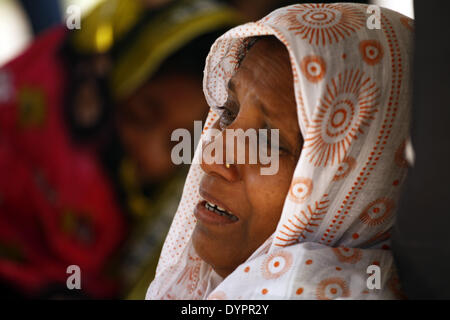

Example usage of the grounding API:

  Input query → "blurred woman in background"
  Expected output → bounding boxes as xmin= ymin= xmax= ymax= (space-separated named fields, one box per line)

xmin=0 ymin=0 xmax=239 ymax=298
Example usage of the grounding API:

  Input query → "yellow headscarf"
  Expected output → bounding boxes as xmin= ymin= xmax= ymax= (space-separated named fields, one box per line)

xmin=70 ymin=0 xmax=241 ymax=101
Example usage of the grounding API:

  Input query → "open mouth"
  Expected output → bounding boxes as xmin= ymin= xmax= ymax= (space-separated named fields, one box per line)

xmin=203 ymin=201 xmax=238 ymax=222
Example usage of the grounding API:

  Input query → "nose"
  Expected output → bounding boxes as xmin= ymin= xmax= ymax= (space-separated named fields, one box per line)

xmin=200 ymin=129 xmax=239 ymax=182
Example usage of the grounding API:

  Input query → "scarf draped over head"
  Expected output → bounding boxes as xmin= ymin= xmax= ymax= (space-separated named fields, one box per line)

xmin=147 ymin=3 xmax=414 ymax=300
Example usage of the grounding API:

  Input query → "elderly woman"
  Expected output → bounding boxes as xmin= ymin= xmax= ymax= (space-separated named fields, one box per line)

xmin=147 ymin=3 xmax=413 ymax=299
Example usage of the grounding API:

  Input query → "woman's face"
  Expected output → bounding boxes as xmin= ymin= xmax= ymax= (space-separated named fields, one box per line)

xmin=192 ymin=38 xmax=303 ymax=278
xmin=117 ymin=72 xmax=208 ymax=183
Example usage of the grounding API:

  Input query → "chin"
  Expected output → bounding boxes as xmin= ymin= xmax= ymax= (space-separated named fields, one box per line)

xmin=193 ymin=228 xmax=228 ymax=272
xmin=192 ymin=226 xmax=212 ymax=262
xmin=192 ymin=227 xmax=245 ymax=278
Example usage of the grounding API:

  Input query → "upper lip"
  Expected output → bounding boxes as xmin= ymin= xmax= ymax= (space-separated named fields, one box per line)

xmin=198 ymin=188 xmax=238 ymax=218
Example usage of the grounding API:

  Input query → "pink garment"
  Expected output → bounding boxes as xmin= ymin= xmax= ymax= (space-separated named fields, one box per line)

xmin=0 ymin=27 xmax=124 ymax=297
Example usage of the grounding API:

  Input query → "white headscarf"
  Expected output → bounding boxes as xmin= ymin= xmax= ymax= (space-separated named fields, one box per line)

xmin=147 ymin=3 xmax=413 ymax=300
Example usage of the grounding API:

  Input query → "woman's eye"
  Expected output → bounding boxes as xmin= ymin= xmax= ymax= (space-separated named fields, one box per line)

xmin=218 ymin=106 xmax=237 ymax=130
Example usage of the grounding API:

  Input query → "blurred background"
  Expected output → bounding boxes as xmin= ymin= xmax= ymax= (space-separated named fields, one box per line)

xmin=3 ymin=0 xmax=445 ymax=300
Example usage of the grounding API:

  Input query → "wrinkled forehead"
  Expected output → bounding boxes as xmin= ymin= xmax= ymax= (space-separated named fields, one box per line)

xmin=231 ymin=36 xmax=294 ymax=94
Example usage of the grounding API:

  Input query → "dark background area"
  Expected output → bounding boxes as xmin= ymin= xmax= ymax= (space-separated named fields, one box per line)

xmin=392 ymin=0 xmax=450 ymax=300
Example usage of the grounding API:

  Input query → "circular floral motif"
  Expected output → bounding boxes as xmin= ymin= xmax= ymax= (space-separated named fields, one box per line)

xmin=332 ymin=246 xmax=362 ymax=264
xmin=333 ymin=156 xmax=356 ymax=181
xmin=289 ymin=177 xmax=313 ymax=203
xmin=316 ymin=277 xmax=350 ymax=300
xmin=274 ymin=3 xmax=365 ymax=46
xmin=359 ymin=198 xmax=395 ymax=226
xmin=359 ymin=40 xmax=384 ymax=65
xmin=300 ymin=55 xmax=326 ymax=83
xmin=304 ymin=69 xmax=379 ymax=166
xmin=262 ymin=250 xmax=293 ymax=279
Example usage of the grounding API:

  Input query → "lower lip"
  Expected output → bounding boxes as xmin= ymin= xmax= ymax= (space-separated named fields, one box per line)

xmin=194 ymin=201 xmax=238 ymax=225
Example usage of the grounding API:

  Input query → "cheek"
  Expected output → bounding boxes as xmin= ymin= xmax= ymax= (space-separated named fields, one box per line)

xmin=245 ymin=159 xmax=295 ymax=232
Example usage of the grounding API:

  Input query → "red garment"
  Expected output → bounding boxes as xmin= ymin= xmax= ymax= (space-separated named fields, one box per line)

xmin=0 ymin=27 xmax=125 ymax=298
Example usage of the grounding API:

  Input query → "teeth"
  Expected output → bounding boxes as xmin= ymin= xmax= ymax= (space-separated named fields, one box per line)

xmin=204 ymin=201 xmax=237 ymax=221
